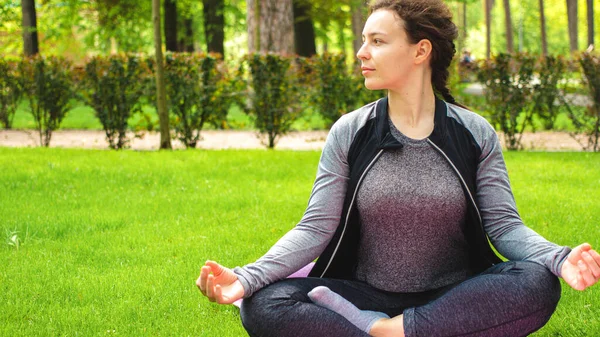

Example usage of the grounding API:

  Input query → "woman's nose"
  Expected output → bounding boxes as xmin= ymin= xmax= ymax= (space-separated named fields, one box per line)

xmin=356 ymin=43 xmax=370 ymax=61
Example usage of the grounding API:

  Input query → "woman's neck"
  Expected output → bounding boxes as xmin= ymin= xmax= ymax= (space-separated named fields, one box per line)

xmin=387 ymin=76 xmax=436 ymax=139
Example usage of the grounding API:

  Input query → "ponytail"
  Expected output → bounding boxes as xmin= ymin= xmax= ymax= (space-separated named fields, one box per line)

xmin=432 ymin=67 xmax=456 ymax=104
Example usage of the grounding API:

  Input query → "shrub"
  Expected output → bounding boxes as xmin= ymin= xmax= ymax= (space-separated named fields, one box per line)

xmin=533 ymin=55 xmax=567 ymax=130
xmin=284 ymin=56 xmax=383 ymax=130
xmin=79 ymin=55 xmax=148 ymax=149
xmin=477 ymin=53 xmax=536 ymax=150
xmin=166 ymin=53 xmax=232 ymax=148
xmin=243 ymin=54 xmax=304 ymax=149
xmin=143 ymin=53 xmax=234 ymax=148
xmin=227 ymin=60 xmax=253 ymax=128
xmin=349 ymin=65 xmax=386 ymax=107
xmin=447 ymin=58 xmax=487 ymax=112
xmin=163 ymin=53 xmax=203 ymax=148
xmin=308 ymin=53 xmax=361 ymax=128
xmin=19 ymin=56 xmax=75 ymax=147
xmin=0 ymin=59 xmax=22 ymax=129
xmin=565 ymin=52 xmax=600 ymax=152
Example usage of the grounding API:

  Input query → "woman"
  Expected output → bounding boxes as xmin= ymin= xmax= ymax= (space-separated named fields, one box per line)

xmin=197 ymin=0 xmax=600 ymax=336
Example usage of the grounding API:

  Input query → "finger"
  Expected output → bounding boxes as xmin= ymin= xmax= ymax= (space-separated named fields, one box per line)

xmin=568 ymin=244 xmax=590 ymax=264
xmin=577 ymin=261 xmax=593 ymax=290
xmin=196 ymin=275 xmax=203 ymax=293
xmin=206 ymin=261 xmax=225 ymax=276
xmin=582 ymin=251 xmax=600 ymax=279
xmin=214 ymin=284 xmax=229 ymax=304
xmin=589 ymin=249 xmax=600 ymax=266
xmin=206 ymin=274 xmax=216 ymax=302
xmin=197 ymin=266 xmax=210 ymax=294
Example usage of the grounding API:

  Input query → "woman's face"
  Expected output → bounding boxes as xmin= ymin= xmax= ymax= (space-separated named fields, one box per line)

xmin=357 ymin=9 xmax=420 ymax=91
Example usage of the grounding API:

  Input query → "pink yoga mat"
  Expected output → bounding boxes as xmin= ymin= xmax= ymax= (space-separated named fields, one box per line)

xmin=233 ymin=262 xmax=315 ymax=308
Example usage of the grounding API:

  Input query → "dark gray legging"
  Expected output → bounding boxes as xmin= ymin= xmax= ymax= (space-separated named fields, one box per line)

xmin=240 ymin=261 xmax=561 ymax=337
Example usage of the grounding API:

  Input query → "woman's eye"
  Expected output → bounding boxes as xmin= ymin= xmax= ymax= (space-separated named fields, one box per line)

xmin=373 ymin=39 xmax=382 ymax=45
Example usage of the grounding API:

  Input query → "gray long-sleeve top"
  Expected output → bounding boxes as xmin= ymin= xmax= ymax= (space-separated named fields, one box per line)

xmin=233 ymin=101 xmax=571 ymax=298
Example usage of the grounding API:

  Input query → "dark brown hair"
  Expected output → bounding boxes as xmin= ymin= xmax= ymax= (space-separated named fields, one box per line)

xmin=369 ymin=0 xmax=459 ymax=104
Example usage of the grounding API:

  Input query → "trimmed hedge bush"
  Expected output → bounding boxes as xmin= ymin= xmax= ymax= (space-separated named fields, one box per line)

xmin=569 ymin=52 xmax=600 ymax=151
xmin=477 ymin=53 xmax=537 ymax=150
xmin=1 ymin=52 xmax=598 ymax=151
xmin=162 ymin=53 xmax=232 ymax=148
xmin=78 ymin=54 xmax=149 ymax=149
xmin=0 ymin=59 xmax=21 ymax=129
xmin=19 ymin=56 xmax=75 ymax=147
xmin=305 ymin=53 xmax=361 ymax=128
xmin=532 ymin=55 xmax=568 ymax=131
xmin=241 ymin=54 xmax=305 ymax=149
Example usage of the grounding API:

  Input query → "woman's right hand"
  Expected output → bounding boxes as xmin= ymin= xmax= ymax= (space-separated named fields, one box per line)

xmin=196 ymin=260 xmax=245 ymax=304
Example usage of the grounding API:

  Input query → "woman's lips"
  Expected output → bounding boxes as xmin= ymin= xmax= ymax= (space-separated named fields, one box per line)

xmin=361 ymin=67 xmax=375 ymax=75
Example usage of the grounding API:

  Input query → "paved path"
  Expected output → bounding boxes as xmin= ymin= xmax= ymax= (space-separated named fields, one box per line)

xmin=0 ymin=129 xmax=586 ymax=151
xmin=0 ymin=129 xmax=329 ymax=151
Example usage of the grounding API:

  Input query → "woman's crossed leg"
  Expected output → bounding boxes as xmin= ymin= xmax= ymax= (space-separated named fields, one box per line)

xmin=241 ymin=261 xmax=561 ymax=337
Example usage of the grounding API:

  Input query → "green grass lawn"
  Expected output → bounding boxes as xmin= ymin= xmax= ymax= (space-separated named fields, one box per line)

xmin=0 ymin=148 xmax=598 ymax=336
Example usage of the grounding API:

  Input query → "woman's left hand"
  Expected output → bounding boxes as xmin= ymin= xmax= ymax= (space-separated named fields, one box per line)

xmin=561 ymin=243 xmax=600 ymax=291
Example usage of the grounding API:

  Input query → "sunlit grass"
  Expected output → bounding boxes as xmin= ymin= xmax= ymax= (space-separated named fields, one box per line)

xmin=0 ymin=148 xmax=598 ymax=336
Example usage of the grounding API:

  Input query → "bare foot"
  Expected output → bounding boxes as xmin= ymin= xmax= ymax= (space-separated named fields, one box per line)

xmin=369 ymin=315 xmax=405 ymax=337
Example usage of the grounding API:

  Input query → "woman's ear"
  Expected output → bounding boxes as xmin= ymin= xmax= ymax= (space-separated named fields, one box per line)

xmin=414 ymin=39 xmax=432 ymax=65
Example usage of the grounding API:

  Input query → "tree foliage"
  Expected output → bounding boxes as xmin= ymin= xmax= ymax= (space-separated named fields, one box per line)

xmin=1 ymin=0 xmax=598 ymax=60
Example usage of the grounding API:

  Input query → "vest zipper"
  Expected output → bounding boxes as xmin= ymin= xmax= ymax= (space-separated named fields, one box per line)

xmin=427 ymin=139 xmax=500 ymax=266
xmin=319 ymin=149 xmax=385 ymax=278
xmin=426 ymin=139 xmax=482 ymax=224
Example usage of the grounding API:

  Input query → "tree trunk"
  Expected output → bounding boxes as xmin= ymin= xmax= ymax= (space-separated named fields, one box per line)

xmin=152 ymin=0 xmax=172 ymax=150
xmin=485 ymin=0 xmax=492 ymax=58
xmin=337 ymin=18 xmax=346 ymax=56
xmin=247 ymin=0 xmax=259 ymax=53
xmin=566 ymin=0 xmax=578 ymax=52
xmin=539 ymin=0 xmax=547 ymax=55
xmin=463 ymin=1 xmax=467 ymax=45
xmin=293 ymin=0 xmax=316 ymax=57
xmin=587 ymin=0 xmax=594 ymax=48
xmin=503 ymin=0 xmax=514 ymax=53
xmin=460 ymin=1 xmax=467 ymax=55
xmin=351 ymin=0 xmax=366 ymax=58
xmin=21 ymin=0 xmax=39 ymax=56
xmin=263 ymin=0 xmax=295 ymax=54
xmin=248 ymin=0 xmax=295 ymax=54
xmin=164 ymin=0 xmax=178 ymax=52
xmin=180 ymin=18 xmax=195 ymax=52
xmin=203 ymin=0 xmax=225 ymax=56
